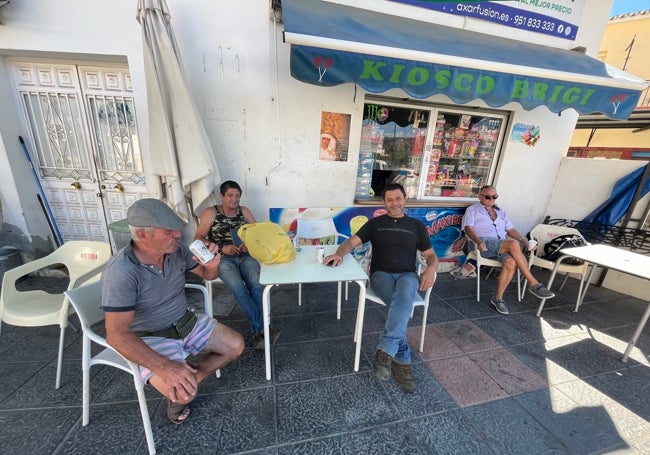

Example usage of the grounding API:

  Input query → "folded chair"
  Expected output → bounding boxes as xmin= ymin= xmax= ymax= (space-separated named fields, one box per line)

xmin=293 ymin=218 xmax=350 ymax=318
xmin=0 ymin=241 xmax=111 ymax=389
xmin=526 ymin=224 xmax=591 ymax=316
xmin=64 ymin=282 xmax=214 ymax=455
xmin=464 ymin=240 xmax=524 ymax=303
xmin=355 ymin=252 xmax=432 ymax=353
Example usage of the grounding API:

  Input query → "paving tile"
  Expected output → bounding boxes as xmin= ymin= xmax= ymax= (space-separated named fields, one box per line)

xmin=377 ymin=362 xmax=457 ymax=419
xmin=425 ymin=356 xmax=508 ymax=407
xmin=508 ymin=336 xmax=586 ymax=386
xmin=408 ymin=324 xmax=464 ymax=361
xmin=0 ymin=360 xmax=115 ymax=410
xmin=554 ymin=378 xmax=650 ymax=441
xmin=57 ymin=401 xmax=155 ymax=455
xmin=585 ymin=367 xmax=650 ymax=424
xmin=0 ymin=360 xmax=47 ymax=402
xmin=0 ymin=407 xmax=81 ymax=454
xmin=405 ymin=409 xmax=497 ymax=455
xmin=273 ymin=337 xmax=370 ymax=383
xmin=437 ymin=319 xmax=501 ymax=353
xmin=152 ymin=388 xmax=276 ymax=454
xmin=275 ymin=373 xmax=399 ymax=444
xmin=513 ymin=388 xmax=626 ymax=454
xmin=469 ymin=348 xmax=548 ymax=396
xmin=346 ymin=421 xmax=428 ymax=454
xmin=471 ymin=313 xmax=544 ymax=346
xmin=462 ymin=397 xmax=568 ymax=453
xmin=277 ymin=434 xmax=356 ymax=455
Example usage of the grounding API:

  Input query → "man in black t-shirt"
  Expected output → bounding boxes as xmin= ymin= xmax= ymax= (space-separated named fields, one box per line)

xmin=325 ymin=183 xmax=438 ymax=393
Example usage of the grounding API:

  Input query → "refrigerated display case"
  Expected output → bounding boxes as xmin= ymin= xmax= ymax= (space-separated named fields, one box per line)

xmin=357 ymin=100 xmax=508 ymax=201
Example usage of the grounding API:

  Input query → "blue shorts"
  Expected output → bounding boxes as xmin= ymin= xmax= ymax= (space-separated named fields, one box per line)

xmin=138 ymin=312 xmax=217 ymax=382
xmin=478 ymin=237 xmax=511 ymax=262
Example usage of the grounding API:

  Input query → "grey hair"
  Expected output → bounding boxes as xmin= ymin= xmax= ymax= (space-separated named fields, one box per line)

xmin=129 ymin=225 xmax=154 ymax=241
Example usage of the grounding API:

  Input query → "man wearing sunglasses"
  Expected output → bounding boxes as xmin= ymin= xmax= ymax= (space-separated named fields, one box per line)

xmin=461 ymin=185 xmax=554 ymax=314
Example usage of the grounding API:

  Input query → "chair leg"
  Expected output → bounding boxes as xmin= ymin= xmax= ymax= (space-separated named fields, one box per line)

xmin=337 ymin=282 xmax=342 ymax=319
xmin=345 ymin=281 xmax=349 ymax=301
xmin=419 ymin=304 xmax=429 ymax=353
xmin=134 ymin=384 xmax=155 ymax=454
xmin=204 ymin=279 xmax=213 ymax=305
xmin=55 ymin=327 xmax=65 ymax=389
xmin=298 ymin=283 xmax=302 ymax=306
xmin=475 ymin=265 xmax=481 ymax=302
xmin=82 ymin=368 xmax=91 ymax=426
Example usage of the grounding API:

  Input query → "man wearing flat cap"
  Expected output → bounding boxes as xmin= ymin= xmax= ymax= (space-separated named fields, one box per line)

xmin=101 ymin=198 xmax=244 ymax=424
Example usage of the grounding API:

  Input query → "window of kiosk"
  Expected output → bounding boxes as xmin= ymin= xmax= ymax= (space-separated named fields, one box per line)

xmin=356 ymin=100 xmax=508 ymax=202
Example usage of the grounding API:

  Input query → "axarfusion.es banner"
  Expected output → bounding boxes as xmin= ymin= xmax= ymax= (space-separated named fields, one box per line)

xmin=390 ymin=0 xmax=584 ymax=40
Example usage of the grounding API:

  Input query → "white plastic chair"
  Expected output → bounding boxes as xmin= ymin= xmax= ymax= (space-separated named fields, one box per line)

xmin=526 ymin=224 xmax=591 ymax=316
xmin=293 ymin=218 xmax=350 ymax=318
xmin=64 ymin=282 xmax=215 ymax=455
xmin=355 ymin=252 xmax=433 ymax=353
xmin=0 ymin=240 xmax=111 ymax=389
xmin=464 ymin=240 xmax=524 ymax=303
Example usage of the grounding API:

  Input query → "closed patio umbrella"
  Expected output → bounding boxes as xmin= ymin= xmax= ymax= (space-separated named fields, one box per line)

xmin=136 ymin=0 xmax=220 ymax=225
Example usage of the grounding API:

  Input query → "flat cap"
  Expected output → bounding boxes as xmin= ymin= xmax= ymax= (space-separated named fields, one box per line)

xmin=127 ymin=198 xmax=186 ymax=231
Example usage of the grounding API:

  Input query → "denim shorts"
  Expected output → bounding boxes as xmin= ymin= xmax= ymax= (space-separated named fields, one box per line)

xmin=478 ymin=237 xmax=511 ymax=262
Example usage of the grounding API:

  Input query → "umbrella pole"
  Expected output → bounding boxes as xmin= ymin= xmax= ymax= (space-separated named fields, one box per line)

xmin=19 ymin=136 xmax=64 ymax=246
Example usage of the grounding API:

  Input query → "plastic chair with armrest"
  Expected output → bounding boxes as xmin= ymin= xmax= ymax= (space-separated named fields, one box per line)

xmin=64 ymin=281 xmax=216 ymax=455
xmin=0 ymin=240 xmax=111 ymax=389
xmin=354 ymin=252 xmax=432 ymax=353
xmin=526 ymin=224 xmax=591 ymax=316
xmin=293 ymin=218 xmax=350 ymax=318
xmin=463 ymin=239 xmax=524 ymax=303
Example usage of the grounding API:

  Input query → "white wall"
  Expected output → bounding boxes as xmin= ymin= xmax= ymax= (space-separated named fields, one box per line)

xmin=546 ymin=157 xmax=650 ymax=299
xmin=0 ymin=0 xmax=615 ymax=243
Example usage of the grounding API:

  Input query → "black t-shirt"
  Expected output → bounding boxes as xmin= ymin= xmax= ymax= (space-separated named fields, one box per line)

xmin=356 ymin=214 xmax=431 ymax=274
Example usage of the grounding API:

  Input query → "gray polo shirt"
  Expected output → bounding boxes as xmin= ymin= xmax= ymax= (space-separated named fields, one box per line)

xmin=101 ymin=242 xmax=198 ymax=332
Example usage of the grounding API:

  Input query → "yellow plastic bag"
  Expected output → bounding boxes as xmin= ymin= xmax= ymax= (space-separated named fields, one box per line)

xmin=237 ymin=222 xmax=297 ymax=264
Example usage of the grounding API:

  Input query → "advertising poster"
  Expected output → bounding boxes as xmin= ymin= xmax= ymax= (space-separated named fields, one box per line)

xmin=510 ymin=123 xmax=541 ymax=146
xmin=320 ymin=111 xmax=351 ymax=162
xmin=269 ymin=206 xmax=467 ymax=273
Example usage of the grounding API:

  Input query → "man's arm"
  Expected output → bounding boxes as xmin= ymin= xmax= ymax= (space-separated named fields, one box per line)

xmin=324 ymin=235 xmax=363 ymax=266
xmin=505 ymin=228 xmax=531 ymax=249
xmin=189 ymin=252 xmax=221 ymax=280
xmin=419 ymin=248 xmax=438 ymax=290
xmin=104 ymin=311 xmax=198 ymax=402
xmin=463 ymin=226 xmax=488 ymax=252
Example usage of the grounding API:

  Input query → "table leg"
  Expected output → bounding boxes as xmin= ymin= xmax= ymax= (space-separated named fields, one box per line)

xmin=353 ymin=280 xmax=366 ymax=372
xmin=622 ymin=299 xmax=650 ymax=362
xmin=574 ymin=264 xmax=597 ymax=312
xmin=536 ymin=257 xmax=564 ymax=317
xmin=263 ymin=285 xmax=273 ymax=380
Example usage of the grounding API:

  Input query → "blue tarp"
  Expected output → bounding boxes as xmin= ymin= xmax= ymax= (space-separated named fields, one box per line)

xmin=582 ymin=164 xmax=650 ymax=226
xmin=282 ymin=0 xmax=647 ymax=120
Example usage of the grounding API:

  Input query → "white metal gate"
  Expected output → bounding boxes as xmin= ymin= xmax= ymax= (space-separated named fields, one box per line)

xmin=10 ymin=61 xmax=147 ymax=250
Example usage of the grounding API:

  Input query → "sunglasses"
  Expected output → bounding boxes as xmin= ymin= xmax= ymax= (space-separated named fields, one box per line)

xmin=480 ymin=194 xmax=498 ymax=200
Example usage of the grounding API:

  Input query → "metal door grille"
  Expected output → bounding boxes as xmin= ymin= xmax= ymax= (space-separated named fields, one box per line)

xmin=20 ymin=91 xmax=93 ymax=181
xmin=86 ymin=95 xmax=145 ymax=184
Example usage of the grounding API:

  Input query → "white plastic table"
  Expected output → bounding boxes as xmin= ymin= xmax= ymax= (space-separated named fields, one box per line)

xmin=551 ymin=244 xmax=650 ymax=362
xmin=259 ymin=245 xmax=368 ymax=380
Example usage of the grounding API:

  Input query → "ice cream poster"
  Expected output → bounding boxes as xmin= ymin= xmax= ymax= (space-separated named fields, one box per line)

xmin=268 ymin=206 xmax=467 ymax=273
xmin=320 ymin=111 xmax=351 ymax=161
xmin=510 ymin=123 xmax=541 ymax=147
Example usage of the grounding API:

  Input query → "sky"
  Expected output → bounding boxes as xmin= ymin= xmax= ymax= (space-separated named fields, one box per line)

xmin=610 ymin=0 xmax=650 ymax=16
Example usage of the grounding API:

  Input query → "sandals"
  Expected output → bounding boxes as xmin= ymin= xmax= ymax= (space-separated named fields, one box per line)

xmin=166 ymin=399 xmax=191 ymax=425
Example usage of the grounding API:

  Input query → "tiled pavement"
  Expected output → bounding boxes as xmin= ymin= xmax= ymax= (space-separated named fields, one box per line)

xmin=1 ymin=268 xmax=650 ymax=454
